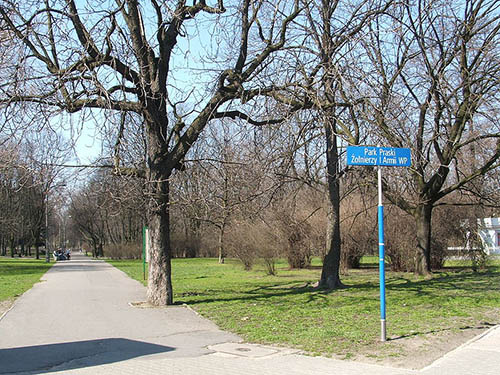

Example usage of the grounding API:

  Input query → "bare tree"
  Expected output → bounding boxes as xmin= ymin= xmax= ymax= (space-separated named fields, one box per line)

xmin=69 ymin=171 xmax=108 ymax=258
xmin=0 ymin=1 xmax=302 ymax=305
xmin=170 ymin=117 xmax=285 ymax=262
xmin=0 ymin=130 xmax=69 ymax=259
xmin=257 ymin=0 xmax=392 ymax=288
xmin=361 ymin=0 xmax=500 ymax=274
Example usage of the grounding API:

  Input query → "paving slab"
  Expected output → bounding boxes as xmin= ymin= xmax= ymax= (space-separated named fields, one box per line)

xmin=10 ymin=350 xmax=418 ymax=375
xmin=420 ymin=326 xmax=500 ymax=375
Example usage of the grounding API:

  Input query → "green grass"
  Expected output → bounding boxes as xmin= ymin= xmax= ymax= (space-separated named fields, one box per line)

xmin=0 ymin=257 xmax=53 ymax=302
xmin=108 ymin=257 xmax=500 ymax=358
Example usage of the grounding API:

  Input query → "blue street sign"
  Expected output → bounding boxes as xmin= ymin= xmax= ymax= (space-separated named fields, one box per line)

xmin=347 ymin=146 xmax=411 ymax=167
xmin=346 ymin=145 xmax=411 ymax=342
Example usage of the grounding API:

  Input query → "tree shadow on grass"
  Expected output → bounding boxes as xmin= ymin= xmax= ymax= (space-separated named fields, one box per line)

xmin=0 ymin=264 xmax=52 ymax=277
xmin=179 ymin=281 xmax=380 ymax=307
xmin=385 ymin=269 xmax=500 ymax=298
xmin=179 ymin=268 xmax=500 ymax=307
xmin=0 ymin=338 xmax=174 ymax=374
xmin=178 ymin=283 xmax=321 ymax=306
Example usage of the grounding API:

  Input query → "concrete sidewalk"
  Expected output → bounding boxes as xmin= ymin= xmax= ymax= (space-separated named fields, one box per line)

xmin=0 ymin=254 xmax=498 ymax=375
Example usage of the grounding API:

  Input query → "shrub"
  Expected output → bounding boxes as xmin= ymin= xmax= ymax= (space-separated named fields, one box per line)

xmin=105 ymin=242 xmax=141 ymax=259
xmin=340 ymin=196 xmax=377 ymax=272
xmin=384 ymin=207 xmax=417 ymax=272
xmin=272 ymin=190 xmax=327 ymax=269
xmin=170 ymin=232 xmax=201 ymax=258
xmin=225 ymin=222 xmax=257 ymax=270
xmin=170 ymin=221 xmax=218 ymax=258
xmin=226 ymin=220 xmax=283 ymax=273
xmin=283 ymin=221 xmax=313 ymax=269
xmin=437 ymin=206 xmax=490 ymax=271
xmin=385 ymin=206 xmax=452 ymax=272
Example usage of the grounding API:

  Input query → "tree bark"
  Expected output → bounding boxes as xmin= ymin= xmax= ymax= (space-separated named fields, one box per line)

xmin=319 ymin=118 xmax=344 ymax=289
xmin=146 ymin=176 xmax=173 ymax=305
xmin=414 ymin=204 xmax=433 ymax=275
xmin=10 ymin=237 xmax=15 ymax=258
xmin=219 ymin=160 xmax=230 ymax=265
xmin=145 ymin=113 xmax=174 ymax=305
xmin=218 ymin=221 xmax=226 ymax=264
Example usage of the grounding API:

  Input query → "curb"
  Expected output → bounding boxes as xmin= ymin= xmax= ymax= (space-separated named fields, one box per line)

xmin=0 ymin=264 xmax=55 ymax=323
xmin=420 ymin=324 xmax=500 ymax=372
xmin=0 ymin=300 xmax=16 ymax=322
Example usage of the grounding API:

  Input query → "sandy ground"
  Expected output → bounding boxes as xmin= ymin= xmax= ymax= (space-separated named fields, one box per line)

xmin=356 ymin=326 xmax=492 ymax=369
xmin=0 ymin=299 xmax=14 ymax=320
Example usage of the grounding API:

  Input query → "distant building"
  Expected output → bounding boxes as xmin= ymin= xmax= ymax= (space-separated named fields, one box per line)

xmin=447 ymin=218 xmax=500 ymax=256
xmin=478 ymin=218 xmax=500 ymax=255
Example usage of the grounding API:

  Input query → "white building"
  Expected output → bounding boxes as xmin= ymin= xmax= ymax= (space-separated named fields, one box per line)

xmin=478 ymin=218 xmax=500 ymax=255
xmin=447 ymin=217 xmax=500 ymax=256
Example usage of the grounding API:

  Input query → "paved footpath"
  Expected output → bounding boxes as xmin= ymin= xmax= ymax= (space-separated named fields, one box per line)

xmin=0 ymin=254 xmax=499 ymax=375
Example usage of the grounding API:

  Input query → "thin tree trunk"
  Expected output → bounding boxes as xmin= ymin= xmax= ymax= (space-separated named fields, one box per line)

xmin=414 ymin=204 xmax=433 ymax=275
xmin=319 ymin=118 xmax=344 ymax=289
xmin=10 ymin=237 xmax=15 ymax=258
xmin=218 ymin=221 xmax=226 ymax=264
xmin=219 ymin=144 xmax=231 ymax=265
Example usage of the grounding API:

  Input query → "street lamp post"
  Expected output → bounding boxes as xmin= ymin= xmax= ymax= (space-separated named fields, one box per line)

xmin=45 ymin=191 xmax=50 ymax=263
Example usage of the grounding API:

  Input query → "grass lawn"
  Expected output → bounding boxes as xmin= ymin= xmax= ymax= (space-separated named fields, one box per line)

xmin=108 ymin=257 xmax=500 ymax=362
xmin=0 ymin=257 xmax=53 ymax=303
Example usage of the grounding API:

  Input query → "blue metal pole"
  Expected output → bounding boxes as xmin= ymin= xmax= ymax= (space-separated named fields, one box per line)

xmin=378 ymin=166 xmax=387 ymax=341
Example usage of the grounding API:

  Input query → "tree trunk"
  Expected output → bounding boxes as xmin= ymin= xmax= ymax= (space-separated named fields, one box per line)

xmin=319 ymin=119 xmax=344 ymax=289
xmin=10 ymin=237 xmax=15 ymax=258
xmin=219 ymin=155 xmax=230 ymax=265
xmin=145 ymin=111 xmax=174 ymax=305
xmin=146 ymin=176 xmax=173 ymax=305
xmin=414 ymin=204 xmax=433 ymax=275
xmin=91 ymin=241 xmax=97 ymax=258
xmin=218 ymin=221 xmax=226 ymax=264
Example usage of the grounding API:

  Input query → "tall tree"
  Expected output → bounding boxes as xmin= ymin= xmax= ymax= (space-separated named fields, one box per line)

xmin=69 ymin=176 xmax=107 ymax=258
xmin=0 ymin=0 xmax=301 ymax=304
xmin=361 ymin=0 xmax=500 ymax=274
xmin=172 ymin=120 xmax=285 ymax=263
xmin=262 ymin=0 xmax=392 ymax=288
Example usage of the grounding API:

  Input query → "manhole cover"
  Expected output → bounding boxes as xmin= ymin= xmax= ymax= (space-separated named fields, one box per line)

xmin=208 ymin=343 xmax=280 ymax=358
